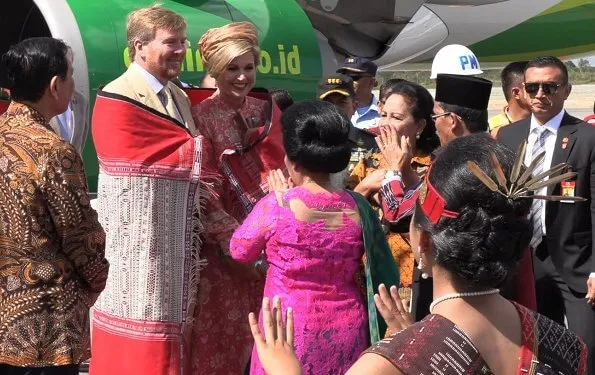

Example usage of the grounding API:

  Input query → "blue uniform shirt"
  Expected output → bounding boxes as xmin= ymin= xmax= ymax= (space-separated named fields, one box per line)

xmin=352 ymin=94 xmax=379 ymax=129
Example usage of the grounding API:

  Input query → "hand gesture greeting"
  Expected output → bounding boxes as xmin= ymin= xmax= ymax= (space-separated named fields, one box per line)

xmin=249 ymin=296 xmax=302 ymax=375
xmin=267 ymin=169 xmax=293 ymax=205
xmin=267 ymin=169 xmax=292 ymax=191
xmin=374 ymin=284 xmax=414 ymax=334
xmin=376 ymin=126 xmax=413 ymax=173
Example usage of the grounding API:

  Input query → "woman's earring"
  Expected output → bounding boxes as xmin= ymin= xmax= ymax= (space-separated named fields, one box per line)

xmin=417 ymin=246 xmax=429 ymax=279
xmin=415 ymin=132 xmax=421 ymax=140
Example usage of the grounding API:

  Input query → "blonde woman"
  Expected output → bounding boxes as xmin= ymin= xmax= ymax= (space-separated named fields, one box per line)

xmin=190 ymin=22 xmax=284 ymax=374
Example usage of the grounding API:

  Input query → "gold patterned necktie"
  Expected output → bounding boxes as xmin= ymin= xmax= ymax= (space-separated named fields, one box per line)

xmin=159 ymin=86 xmax=181 ymax=122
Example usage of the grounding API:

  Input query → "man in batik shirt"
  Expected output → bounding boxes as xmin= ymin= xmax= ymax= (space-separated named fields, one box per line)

xmin=0 ymin=37 xmax=108 ymax=375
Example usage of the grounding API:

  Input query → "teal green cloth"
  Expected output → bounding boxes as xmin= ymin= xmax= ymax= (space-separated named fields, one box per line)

xmin=348 ymin=191 xmax=400 ymax=344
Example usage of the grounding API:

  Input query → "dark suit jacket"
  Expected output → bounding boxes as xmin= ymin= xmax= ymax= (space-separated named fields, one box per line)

xmin=497 ymin=112 xmax=595 ymax=293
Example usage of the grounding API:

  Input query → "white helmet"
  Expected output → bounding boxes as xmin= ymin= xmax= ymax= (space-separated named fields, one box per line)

xmin=430 ymin=44 xmax=483 ymax=79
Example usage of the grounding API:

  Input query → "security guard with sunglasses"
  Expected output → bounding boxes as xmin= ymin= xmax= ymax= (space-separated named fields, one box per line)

xmin=337 ymin=57 xmax=379 ymax=130
xmin=497 ymin=56 xmax=595 ymax=374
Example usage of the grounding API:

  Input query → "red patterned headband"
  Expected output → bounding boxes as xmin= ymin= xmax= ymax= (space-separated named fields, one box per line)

xmin=419 ymin=166 xmax=459 ymax=224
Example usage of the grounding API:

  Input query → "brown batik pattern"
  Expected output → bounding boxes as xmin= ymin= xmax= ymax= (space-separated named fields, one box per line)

xmin=348 ymin=153 xmax=431 ymax=290
xmin=0 ymin=102 xmax=108 ymax=366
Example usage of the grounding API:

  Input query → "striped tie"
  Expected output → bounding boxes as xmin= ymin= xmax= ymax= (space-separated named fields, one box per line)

xmin=529 ymin=126 xmax=548 ymax=249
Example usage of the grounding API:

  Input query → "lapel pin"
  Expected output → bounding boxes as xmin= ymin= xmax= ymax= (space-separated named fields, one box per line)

xmin=561 ymin=136 xmax=569 ymax=149
xmin=561 ymin=180 xmax=576 ymax=197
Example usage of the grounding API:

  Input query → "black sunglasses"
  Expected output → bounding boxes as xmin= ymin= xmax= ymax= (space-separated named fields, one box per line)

xmin=349 ymin=74 xmax=373 ymax=82
xmin=524 ymin=82 xmax=564 ymax=95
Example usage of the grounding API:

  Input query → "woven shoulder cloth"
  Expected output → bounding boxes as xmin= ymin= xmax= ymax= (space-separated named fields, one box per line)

xmin=186 ymin=88 xmax=287 ymax=219
xmin=347 ymin=190 xmax=400 ymax=343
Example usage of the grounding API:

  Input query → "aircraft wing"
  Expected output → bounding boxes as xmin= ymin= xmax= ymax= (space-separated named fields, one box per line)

xmin=296 ymin=0 xmax=509 ymax=65
xmin=297 ymin=0 xmax=595 ymax=70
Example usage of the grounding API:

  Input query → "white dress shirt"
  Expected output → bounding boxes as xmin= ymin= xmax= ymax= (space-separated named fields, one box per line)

xmin=56 ymin=105 xmax=74 ymax=142
xmin=524 ymin=109 xmax=565 ymax=236
xmin=132 ymin=62 xmax=183 ymax=121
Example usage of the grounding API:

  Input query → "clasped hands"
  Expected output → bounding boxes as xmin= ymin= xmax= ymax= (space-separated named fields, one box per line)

xmin=267 ymin=169 xmax=294 ymax=205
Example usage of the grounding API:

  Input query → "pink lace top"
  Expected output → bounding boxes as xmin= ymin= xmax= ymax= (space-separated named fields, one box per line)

xmin=231 ymin=186 xmax=369 ymax=375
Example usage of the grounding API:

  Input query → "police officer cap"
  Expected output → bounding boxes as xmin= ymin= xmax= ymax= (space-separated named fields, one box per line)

xmin=317 ymin=74 xmax=356 ymax=100
xmin=337 ymin=57 xmax=378 ymax=76
xmin=435 ymin=74 xmax=492 ymax=110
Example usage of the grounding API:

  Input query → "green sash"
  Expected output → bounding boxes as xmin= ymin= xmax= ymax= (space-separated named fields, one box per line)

xmin=347 ymin=191 xmax=400 ymax=344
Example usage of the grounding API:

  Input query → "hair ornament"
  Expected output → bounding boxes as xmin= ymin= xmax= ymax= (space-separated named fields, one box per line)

xmin=419 ymin=165 xmax=459 ymax=225
xmin=468 ymin=141 xmax=586 ymax=202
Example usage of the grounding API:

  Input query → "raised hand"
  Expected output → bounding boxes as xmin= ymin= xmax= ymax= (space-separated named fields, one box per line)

xmin=376 ymin=126 xmax=413 ymax=173
xmin=374 ymin=284 xmax=414 ymax=334
xmin=249 ymin=296 xmax=302 ymax=375
xmin=267 ymin=169 xmax=292 ymax=205
xmin=267 ymin=169 xmax=289 ymax=191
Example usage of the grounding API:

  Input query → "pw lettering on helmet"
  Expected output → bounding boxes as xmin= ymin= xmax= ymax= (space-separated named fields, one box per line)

xmin=430 ymin=44 xmax=483 ymax=79
xmin=459 ymin=55 xmax=480 ymax=71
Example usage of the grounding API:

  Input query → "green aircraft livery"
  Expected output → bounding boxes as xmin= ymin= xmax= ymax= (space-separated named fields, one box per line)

xmin=67 ymin=0 xmax=323 ymax=192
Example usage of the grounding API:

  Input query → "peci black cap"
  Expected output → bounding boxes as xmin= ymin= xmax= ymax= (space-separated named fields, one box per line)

xmin=337 ymin=57 xmax=378 ymax=76
xmin=435 ymin=74 xmax=492 ymax=110
xmin=317 ymin=74 xmax=355 ymax=100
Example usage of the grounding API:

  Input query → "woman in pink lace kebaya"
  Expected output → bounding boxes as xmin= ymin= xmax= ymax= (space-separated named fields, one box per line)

xmin=231 ymin=101 xmax=369 ymax=375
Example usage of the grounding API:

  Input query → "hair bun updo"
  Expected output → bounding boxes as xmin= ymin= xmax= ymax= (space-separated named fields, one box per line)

xmin=281 ymin=100 xmax=351 ymax=174
xmin=414 ymin=133 xmax=533 ymax=289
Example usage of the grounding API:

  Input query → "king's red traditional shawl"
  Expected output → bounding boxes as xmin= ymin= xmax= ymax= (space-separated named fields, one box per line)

xmin=90 ymin=91 xmax=205 ymax=375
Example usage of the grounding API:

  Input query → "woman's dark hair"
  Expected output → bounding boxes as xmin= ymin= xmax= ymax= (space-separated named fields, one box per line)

xmin=378 ymin=78 xmax=405 ymax=104
xmin=1 ymin=37 xmax=69 ymax=102
xmin=414 ymin=133 xmax=532 ymax=289
xmin=385 ymin=80 xmax=440 ymax=154
xmin=269 ymin=87 xmax=294 ymax=112
xmin=281 ymin=100 xmax=351 ymax=174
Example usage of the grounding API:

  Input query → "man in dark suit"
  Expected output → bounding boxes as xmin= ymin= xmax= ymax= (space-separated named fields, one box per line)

xmin=497 ymin=56 xmax=595 ymax=373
